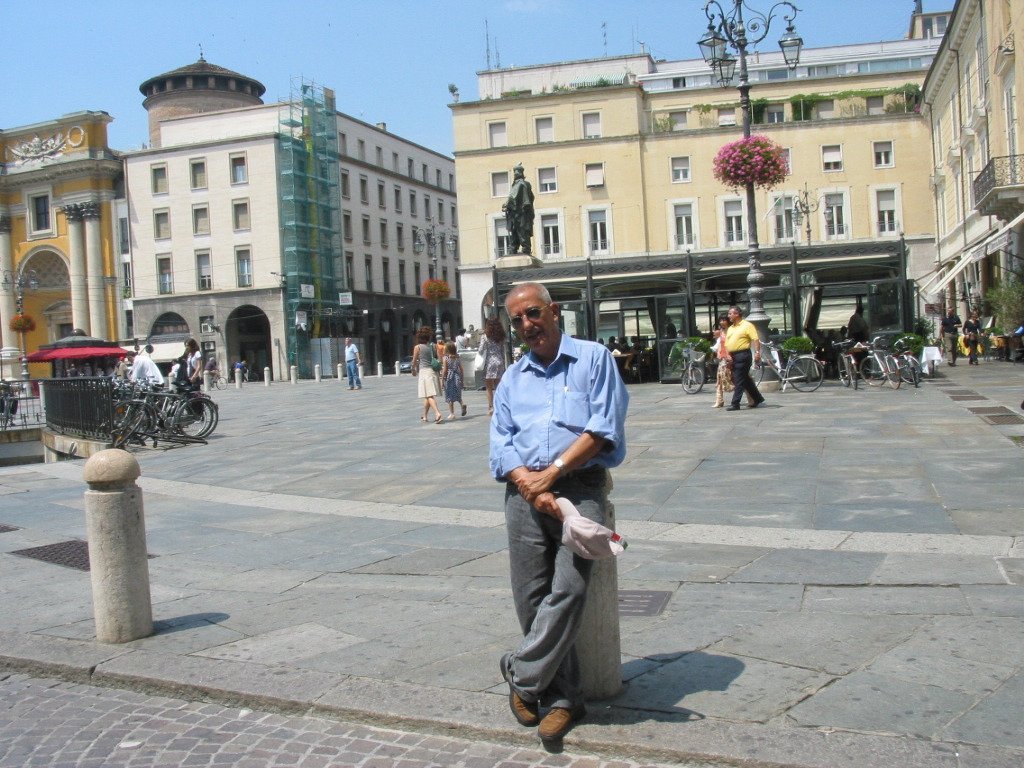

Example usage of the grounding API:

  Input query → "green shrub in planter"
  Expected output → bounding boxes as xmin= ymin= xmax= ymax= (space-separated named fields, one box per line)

xmin=895 ymin=333 xmax=925 ymax=356
xmin=781 ymin=336 xmax=814 ymax=354
xmin=686 ymin=336 xmax=712 ymax=355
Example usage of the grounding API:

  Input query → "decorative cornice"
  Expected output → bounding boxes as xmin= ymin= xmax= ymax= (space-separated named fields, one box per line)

xmin=3 ymin=126 xmax=85 ymax=165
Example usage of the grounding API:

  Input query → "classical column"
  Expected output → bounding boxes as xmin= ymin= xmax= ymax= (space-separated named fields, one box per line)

xmin=83 ymin=201 xmax=107 ymax=339
xmin=0 ymin=217 xmax=15 ymax=347
xmin=64 ymin=204 xmax=90 ymax=333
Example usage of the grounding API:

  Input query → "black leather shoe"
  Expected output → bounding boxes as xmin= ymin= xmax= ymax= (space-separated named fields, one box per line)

xmin=726 ymin=405 xmax=741 ymax=411
xmin=750 ymin=399 xmax=765 ymax=408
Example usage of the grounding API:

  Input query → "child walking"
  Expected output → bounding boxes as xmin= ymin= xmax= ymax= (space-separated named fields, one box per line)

xmin=440 ymin=342 xmax=467 ymax=420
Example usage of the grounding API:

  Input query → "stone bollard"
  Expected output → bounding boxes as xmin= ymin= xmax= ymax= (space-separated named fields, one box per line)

xmin=314 ymin=364 xmax=322 ymax=382
xmin=290 ymin=365 xmax=298 ymax=384
xmin=337 ymin=363 xmax=344 ymax=382
xmin=83 ymin=450 xmax=153 ymax=644
xmin=394 ymin=361 xmax=400 ymax=376
xmin=376 ymin=361 xmax=383 ymax=378
xmin=577 ymin=484 xmax=622 ymax=699
xmin=264 ymin=367 xmax=271 ymax=386
xmin=202 ymin=371 xmax=211 ymax=393
xmin=358 ymin=363 xmax=365 ymax=381
xmin=234 ymin=369 xmax=242 ymax=389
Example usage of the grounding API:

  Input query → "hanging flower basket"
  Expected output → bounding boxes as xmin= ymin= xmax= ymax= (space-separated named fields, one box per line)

xmin=9 ymin=314 xmax=35 ymax=333
xmin=712 ymin=134 xmax=789 ymax=190
xmin=422 ymin=279 xmax=451 ymax=305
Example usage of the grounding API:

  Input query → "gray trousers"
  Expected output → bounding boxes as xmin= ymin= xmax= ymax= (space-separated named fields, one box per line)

xmin=503 ymin=468 xmax=608 ymax=709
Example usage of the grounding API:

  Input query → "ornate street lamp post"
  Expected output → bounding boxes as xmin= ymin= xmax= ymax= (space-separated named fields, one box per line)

xmin=698 ymin=0 xmax=802 ymax=339
xmin=2 ymin=269 xmax=40 ymax=380
xmin=414 ymin=216 xmax=458 ymax=341
xmin=791 ymin=183 xmax=820 ymax=245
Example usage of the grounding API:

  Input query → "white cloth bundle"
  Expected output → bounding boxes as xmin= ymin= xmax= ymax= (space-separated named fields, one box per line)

xmin=556 ymin=497 xmax=626 ymax=559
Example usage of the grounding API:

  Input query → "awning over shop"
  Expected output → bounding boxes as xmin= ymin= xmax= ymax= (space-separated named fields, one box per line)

xmin=146 ymin=341 xmax=188 ymax=363
xmin=921 ymin=209 xmax=1024 ymax=297
xmin=26 ymin=346 xmax=130 ymax=362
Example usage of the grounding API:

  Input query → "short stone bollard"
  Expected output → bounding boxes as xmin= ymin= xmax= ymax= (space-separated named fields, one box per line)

xmin=337 ymin=363 xmax=344 ymax=382
xmin=234 ymin=369 xmax=242 ymax=389
xmin=83 ymin=450 xmax=153 ymax=644
xmin=264 ymin=366 xmax=271 ymax=386
xmin=394 ymin=361 xmax=400 ymax=376
xmin=376 ymin=361 xmax=383 ymax=378
xmin=314 ymin=364 xmax=322 ymax=382
xmin=202 ymin=371 xmax=211 ymax=393
xmin=577 ymin=489 xmax=622 ymax=699
xmin=290 ymin=365 xmax=298 ymax=384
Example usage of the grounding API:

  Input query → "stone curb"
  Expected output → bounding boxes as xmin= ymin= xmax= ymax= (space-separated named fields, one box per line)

xmin=0 ymin=631 xmax=1007 ymax=768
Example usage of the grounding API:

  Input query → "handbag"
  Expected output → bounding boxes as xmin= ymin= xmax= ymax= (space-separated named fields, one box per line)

xmin=430 ymin=355 xmax=442 ymax=372
xmin=474 ymin=349 xmax=485 ymax=370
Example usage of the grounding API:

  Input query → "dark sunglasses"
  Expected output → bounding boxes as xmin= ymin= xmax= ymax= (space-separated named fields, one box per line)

xmin=510 ymin=305 xmax=547 ymax=328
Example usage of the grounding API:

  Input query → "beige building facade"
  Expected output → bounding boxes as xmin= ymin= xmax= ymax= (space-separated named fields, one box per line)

xmin=920 ymin=0 xmax=1022 ymax=324
xmin=452 ymin=7 xmax=946 ymax=376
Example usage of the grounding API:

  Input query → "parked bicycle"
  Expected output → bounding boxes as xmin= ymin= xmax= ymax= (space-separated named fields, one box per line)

xmin=892 ymin=337 xmax=923 ymax=388
xmin=0 ymin=381 xmax=20 ymax=430
xmin=677 ymin=343 xmax=712 ymax=394
xmin=111 ymin=380 xmax=219 ymax=448
xmin=752 ymin=340 xmax=824 ymax=392
xmin=833 ymin=340 xmax=862 ymax=390
xmin=858 ymin=336 xmax=902 ymax=389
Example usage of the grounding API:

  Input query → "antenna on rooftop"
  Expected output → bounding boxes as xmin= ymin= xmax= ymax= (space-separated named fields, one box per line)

xmin=602 ymin=21 xmax=607 ymax=56
xmin=485 ymin=19 xmax=492 ymax=70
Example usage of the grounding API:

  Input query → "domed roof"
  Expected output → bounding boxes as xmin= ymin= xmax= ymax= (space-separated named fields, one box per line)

xmin=139 ymin=55 xmax=266 ymax=98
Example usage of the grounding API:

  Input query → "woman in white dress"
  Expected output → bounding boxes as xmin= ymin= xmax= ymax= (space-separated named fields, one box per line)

xmin=411 ymin=325 xmax=443 ymax=423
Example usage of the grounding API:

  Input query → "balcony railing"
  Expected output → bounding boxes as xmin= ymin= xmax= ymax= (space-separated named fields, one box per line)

xmin=973 ymin=154 xmax=1024 ymax=218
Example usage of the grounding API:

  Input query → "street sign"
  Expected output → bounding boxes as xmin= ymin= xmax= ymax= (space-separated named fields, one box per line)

xmin=925 ymin=303 xmax=941 ymax=316
xmin=338 ymin=291 xmax=353 ymax=306
xmin=300 ymin=284 xmax=315 ymax=299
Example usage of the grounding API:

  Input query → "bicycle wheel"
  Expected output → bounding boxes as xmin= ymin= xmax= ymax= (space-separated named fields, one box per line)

xmin=788 ymin=356 xmax=824 ymax=392
xmin=214 ymin=376 xmax=227 ymax=390
xmin=899 ymin=356 xmax=922 ymax=387
xmin=111 ymin=401 xmax=154 ymax=448
xmin=838 ymin=357 xmax=852 ymax=387
xmin=884 ymin=355 xmax=902 ymax=389
xmin=174 ymin=397 xmax=219 ymax=438
xmin=681 ymin=362 xmax=705 ymax=394
xmin=859 ymin=356 xmax=884 ymax=386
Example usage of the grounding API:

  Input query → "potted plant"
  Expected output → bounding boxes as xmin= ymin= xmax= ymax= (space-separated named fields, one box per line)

xmin=712 ymin=134 xmax=789 ymax=190
xmin=895 ymin=333 xmax=925 ymax=356
xmin=422 ymin=279 xmax=450 ymax=304
xmin=781 ymin=336 xmax=815 ymax=355
xmin=9 ymin=314 xmax=35 ymax=333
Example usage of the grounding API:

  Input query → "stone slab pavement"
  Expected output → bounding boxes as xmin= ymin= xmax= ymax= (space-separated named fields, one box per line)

xmin=0 ymin=361 xmax=1022 ymax=767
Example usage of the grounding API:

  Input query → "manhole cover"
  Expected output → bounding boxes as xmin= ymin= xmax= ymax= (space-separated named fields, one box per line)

xmin=618 ymin=590 xmax=672 ymax=617
xmin=969 ymin=407 xmax=1016 ymax=416
xmin=950 ymin=395 xmax=987 ymax=401
xmin=0 ymin=524 xmax=19 ymax=534
xmin=986 ymin=414 xmax=1024 ymax=425
xmin=11 ymin=540 xmax=91 ymax=571
xmin=946 ymin=390 xmax=980 ymax=396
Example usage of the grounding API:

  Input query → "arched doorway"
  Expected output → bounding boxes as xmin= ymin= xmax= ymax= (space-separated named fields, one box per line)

xmin=21 ymin=248 xmax=71 ymax=343
xmin=226 ymin=305 xmax=272 ymax=380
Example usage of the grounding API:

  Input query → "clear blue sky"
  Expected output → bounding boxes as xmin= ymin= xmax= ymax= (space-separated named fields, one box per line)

xmin=1 ymin=0 xmax=951 ymax=156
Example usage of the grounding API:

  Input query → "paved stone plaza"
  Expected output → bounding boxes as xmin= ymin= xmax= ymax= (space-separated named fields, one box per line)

xmin=0 ymin=363 xmax=1022 ymax=767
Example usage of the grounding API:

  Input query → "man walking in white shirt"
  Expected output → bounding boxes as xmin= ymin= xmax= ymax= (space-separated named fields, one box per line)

xmin=130 ymin=345 xmax=164 ymax=387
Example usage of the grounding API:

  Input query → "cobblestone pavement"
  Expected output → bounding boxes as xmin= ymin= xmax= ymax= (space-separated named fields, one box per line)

xmin=0 ymin=674 xmax=690 ymax=768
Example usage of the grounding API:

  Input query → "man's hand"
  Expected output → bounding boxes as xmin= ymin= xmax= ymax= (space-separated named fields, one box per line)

xmin=532 ymin=492 xmax=562 ymax=520
xmin=512 ymin=467 xmax=558 ymax=506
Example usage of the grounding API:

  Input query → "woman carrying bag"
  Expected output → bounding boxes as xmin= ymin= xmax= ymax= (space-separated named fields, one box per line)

xmin=412 ymin=326 xmax=444 ymax=424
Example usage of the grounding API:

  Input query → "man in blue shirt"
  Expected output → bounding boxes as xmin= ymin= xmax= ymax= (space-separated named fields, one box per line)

xmin=490 ymin=282 xmax=628 ymax=744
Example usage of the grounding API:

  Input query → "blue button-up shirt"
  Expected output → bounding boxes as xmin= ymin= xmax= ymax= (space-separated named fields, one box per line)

xmin=489 ymin=334 xmax=628 ymax=480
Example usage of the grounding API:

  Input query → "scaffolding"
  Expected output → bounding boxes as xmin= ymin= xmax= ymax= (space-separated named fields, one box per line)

xmin=278 ymin=79 xmax=343 ymax=378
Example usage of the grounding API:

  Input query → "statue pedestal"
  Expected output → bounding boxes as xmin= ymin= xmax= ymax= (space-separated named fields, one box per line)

xmin=495 ymin=254 xmax=541 ymax=270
